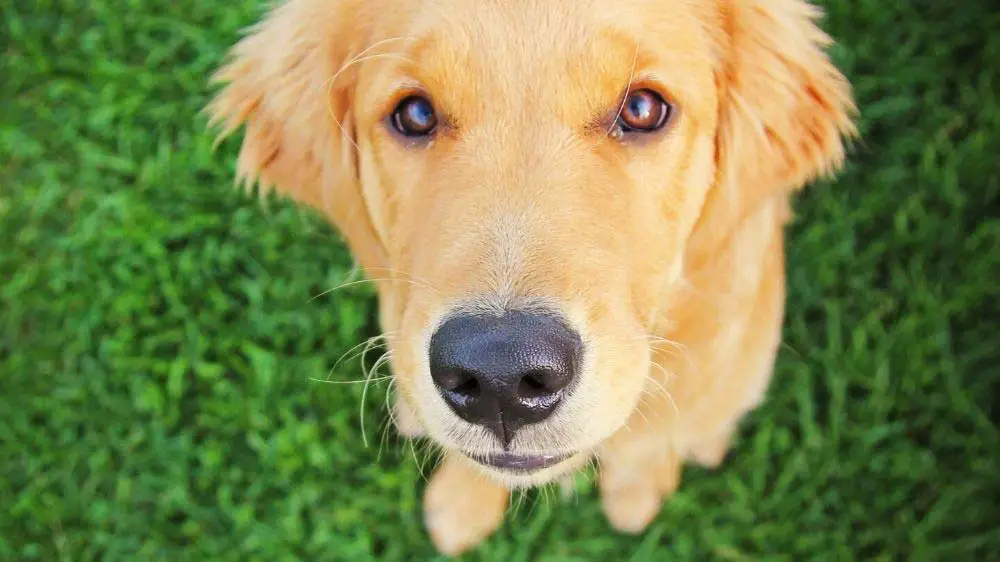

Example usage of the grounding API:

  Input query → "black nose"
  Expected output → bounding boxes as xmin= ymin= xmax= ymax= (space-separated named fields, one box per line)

xmin=428 ymin=310 xmax=582 ymax=445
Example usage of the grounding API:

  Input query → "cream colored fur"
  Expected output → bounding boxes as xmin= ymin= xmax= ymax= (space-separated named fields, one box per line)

xmin=207 ymin=0 xmax=856 ymax=554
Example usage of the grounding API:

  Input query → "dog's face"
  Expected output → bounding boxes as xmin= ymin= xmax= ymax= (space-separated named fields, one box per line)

xmin=209 ymin=0 xmax=853 ymax=487
xmin=360 ymin=1 xmax=721 ymax=485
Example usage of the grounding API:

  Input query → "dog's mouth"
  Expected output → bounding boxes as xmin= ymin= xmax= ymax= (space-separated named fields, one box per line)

xmin=466 ymin=451 xmax=574 ymax=472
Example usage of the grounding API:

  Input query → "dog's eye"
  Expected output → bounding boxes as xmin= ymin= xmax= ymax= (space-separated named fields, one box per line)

xmin=616 ymin=89 xmax=672 ymax=134
xmin=391 ymin=95 xmax=438 ymax=137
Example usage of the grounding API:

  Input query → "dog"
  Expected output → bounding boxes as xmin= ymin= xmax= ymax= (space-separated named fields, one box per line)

xmin=207 ymin=0 xmax=855 ymax=554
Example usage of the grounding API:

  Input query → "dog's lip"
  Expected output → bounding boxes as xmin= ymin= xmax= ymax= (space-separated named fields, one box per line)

xmin=467 ymin=451 xmax=574 ymax=471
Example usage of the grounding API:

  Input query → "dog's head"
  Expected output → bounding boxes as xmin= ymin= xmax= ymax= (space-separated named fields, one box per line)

xmin=208 ymin=0 xmax=854 ymax=486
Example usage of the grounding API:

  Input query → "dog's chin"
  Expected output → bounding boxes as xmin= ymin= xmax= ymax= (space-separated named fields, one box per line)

xmin=459 ymin=449 xmax=591 ymax=489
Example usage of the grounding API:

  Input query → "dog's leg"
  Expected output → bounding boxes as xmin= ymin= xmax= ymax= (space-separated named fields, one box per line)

xmin=424 ymin=455 xmax=509 ymax=555
xmin=597 ymin=389 xmax=681 ymax=533
xmin=598 ymin=200 xmax=789 ymax=533
xmin=672 ymin=235 xmax=786 ymax=471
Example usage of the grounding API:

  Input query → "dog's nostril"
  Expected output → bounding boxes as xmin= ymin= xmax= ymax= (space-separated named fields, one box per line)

xmin=517 ymin=371 xmax=554 ymax=399
xmin=439 ymin=369 xmax=481 ymax=397
xmin=451 ymin=374 xmax=480 ymax=398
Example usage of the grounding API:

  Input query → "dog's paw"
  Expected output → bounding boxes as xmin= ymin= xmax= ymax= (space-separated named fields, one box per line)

xmin=686 ymin=438 xmax=729 ymax=468
xmin=683 ymin=427 xmax=734 ymax=468
xmin=599 ymin=449 xmax=680 ymax=534
xmin=424 ymin=456 xmax=508 ymax=556
xmin=392 ymin=395 xmax=424 ymax=438
xmin=600 ymin=480 xmax=663 ymax=533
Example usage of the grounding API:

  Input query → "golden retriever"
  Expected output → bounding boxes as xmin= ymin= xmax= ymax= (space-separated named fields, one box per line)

xmin=207 ymin=0 xmax=856 ymax=554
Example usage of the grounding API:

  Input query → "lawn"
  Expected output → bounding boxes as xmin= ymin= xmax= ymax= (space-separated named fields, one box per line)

xmin=2 ymin=0 xmax=998 ymax=560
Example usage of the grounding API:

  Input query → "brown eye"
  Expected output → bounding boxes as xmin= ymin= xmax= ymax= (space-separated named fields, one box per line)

xmin=616 ymin=89 xmax=672 ymax=133
xmin=391 ymin=95 xmax=437 ymax=137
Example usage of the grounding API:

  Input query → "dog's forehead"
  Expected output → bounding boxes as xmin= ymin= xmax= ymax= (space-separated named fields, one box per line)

xmin=370 ymin=0 xmax=716 ymax=124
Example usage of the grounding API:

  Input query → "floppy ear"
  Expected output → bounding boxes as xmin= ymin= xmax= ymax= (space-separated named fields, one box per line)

xmin=715 ymin=0 xmax=857 ymax=201
xmin=206 ymin=0 xmax=387 ymax=272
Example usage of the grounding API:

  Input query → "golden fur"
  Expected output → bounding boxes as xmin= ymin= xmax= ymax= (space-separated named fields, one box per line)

xmin=207 ymin=0 xmax=855 ymax=554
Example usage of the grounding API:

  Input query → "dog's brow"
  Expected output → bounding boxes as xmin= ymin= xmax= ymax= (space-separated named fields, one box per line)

xmin=396 ymin=32 xmax=443 ymax=73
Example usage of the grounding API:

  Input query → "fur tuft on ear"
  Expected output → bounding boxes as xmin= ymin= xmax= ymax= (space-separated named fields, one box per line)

xmin=206 ymin=0 xmax=386 ymax=270
xmin=715 ymin=0 xmax=857 ymax=198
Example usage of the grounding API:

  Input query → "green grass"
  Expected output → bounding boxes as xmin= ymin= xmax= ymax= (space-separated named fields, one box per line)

xmin=2 ymin=0 xmax=998 ymax=559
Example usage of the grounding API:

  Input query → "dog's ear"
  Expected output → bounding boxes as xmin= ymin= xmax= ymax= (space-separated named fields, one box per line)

xmin=714 ymin=0 xmax=857 ymax=201
xmin=206 ymin=0 xmax=386 ymax=271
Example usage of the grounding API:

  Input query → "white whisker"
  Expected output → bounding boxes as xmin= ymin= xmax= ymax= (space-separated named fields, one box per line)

xmin=645 ymin=361 xmax=681 ymax=420
xmin=589 ymin=44 xmax=640 ymax=152
xmin=358 ymin=339 xmax=393 ymax=447
xmin=325 ymin=42 xmax=414 ymax=151
xmin=308 ymin=275 xmax=432 ymax=302
xmin=606 ymin=45 xmax=640 ymax=138
xmin=361 ymin=266 xmax=443 ymax=296
xmin=408 ymin=439 xmax=426 ymax=481
xmin=638 ymin=333 xmax=695 ymax=374
xmin=378 ymin=378 xmax=398 ymax=463
xmin=633 ymin=395 xmax=653 ymax=425
xmin=326 ymin=332 xmax=393 ymax=380
xmin=309 ymin=375 xmax=392 ymax=385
